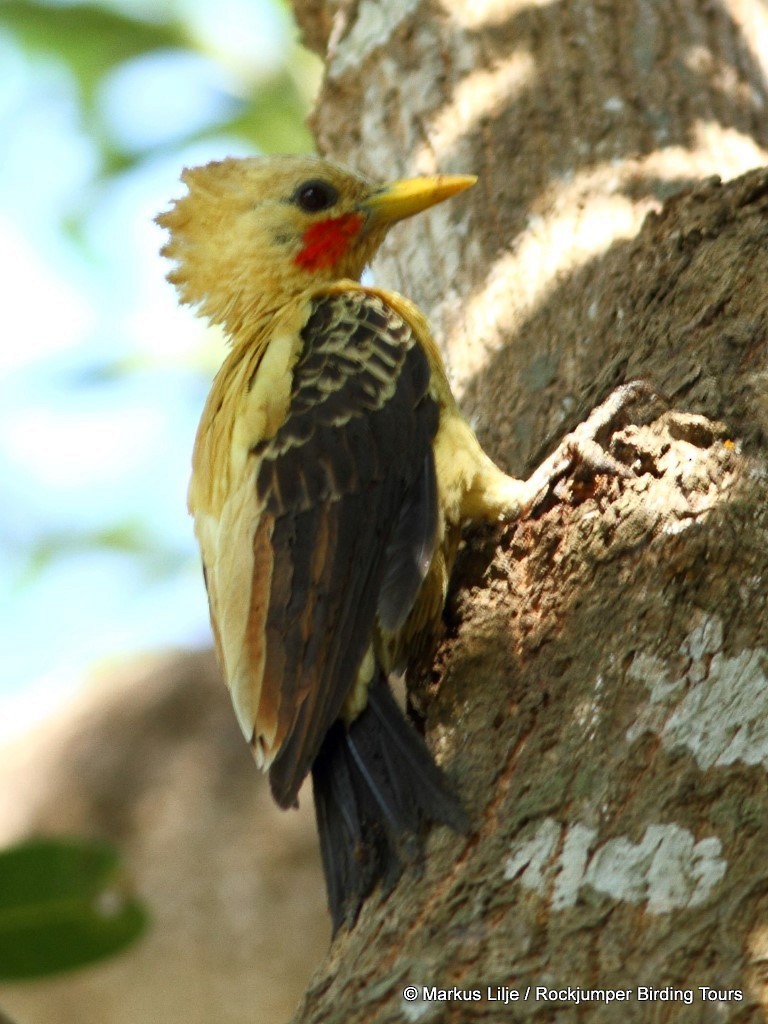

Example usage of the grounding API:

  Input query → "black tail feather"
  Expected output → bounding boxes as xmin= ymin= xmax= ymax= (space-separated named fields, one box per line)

xmin=311 ymin=673 xmax=467 ymax=934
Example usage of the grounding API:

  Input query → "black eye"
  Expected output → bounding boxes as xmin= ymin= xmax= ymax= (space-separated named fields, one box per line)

xmin=293 ymin=179 xmax=339 ymax=213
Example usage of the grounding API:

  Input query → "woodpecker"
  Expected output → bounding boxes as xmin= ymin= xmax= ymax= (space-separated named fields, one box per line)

xmin=158 ymin=155 xmax=636 ymax=933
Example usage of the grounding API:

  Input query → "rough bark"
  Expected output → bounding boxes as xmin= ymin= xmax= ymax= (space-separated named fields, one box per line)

xmin=288 ymin=0 xmax=768 ymax=1021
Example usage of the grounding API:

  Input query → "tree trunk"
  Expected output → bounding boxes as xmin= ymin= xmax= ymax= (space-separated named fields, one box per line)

xmin=289 ymin=0 xmax=768 ymax=1020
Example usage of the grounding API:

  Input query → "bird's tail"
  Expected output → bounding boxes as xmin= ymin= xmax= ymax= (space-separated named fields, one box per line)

xmin=311 ymin=672 xmax=467 ymax=934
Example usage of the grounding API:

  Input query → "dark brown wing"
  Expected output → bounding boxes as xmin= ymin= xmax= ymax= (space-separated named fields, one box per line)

xmin=251 ymin=290 xmax=439 ymax=808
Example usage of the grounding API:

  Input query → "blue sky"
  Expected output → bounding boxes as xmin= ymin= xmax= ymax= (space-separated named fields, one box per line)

xmin=0 ymin=0 xmax=318 ymax=733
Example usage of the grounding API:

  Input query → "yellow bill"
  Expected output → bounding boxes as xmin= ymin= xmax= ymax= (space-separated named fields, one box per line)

xmin=362 ymin=174 xmax=477 ymax=225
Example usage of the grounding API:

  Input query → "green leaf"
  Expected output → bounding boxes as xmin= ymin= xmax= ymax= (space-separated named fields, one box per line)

xmin=0 ymin=837 xmax=147 ymax=979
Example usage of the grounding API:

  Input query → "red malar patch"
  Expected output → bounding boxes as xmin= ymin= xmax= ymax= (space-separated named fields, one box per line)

xmin=295 ymin=213 xmax=364 ymax=272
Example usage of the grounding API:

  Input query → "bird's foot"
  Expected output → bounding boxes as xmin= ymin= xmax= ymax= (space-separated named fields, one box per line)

xmin=522 ymin=379 xmax=662 ymax=512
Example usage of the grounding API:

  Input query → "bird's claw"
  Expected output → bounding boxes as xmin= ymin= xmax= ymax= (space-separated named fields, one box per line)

xmin=564 ymin=380 xmax=660 ymax=476
xmin=524 ymin=379 xmax=661 ymax=511
xmin=562 ymin=434 xmax=634 ymax=480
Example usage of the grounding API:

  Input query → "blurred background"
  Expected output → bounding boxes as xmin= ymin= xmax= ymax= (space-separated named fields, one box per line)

xmin=0 ymin=0 xmax=321 ymax=736
xmin=0 ymin=4 xmax=330 ymax=1021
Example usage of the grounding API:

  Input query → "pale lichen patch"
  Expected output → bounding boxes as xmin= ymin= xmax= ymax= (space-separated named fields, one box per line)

xmin=582 ymin=825 xmax=726 ymax=912
xmin=503 ymin=817 xmax=561 ymax=887
xmin=402 ymin=995 xmax=436 ymax=1022
xmin=627 ymin=614 xmax=768 ymax=771
xmin=504 ymin=819 xmax=726 ymax=912
xmin=329 ymin=0 xmax=420 ymax=77
xmin=552 ymin=823 xmax=598 ymax=911
xmin=572 ymin=673 xmax=604 ymax=742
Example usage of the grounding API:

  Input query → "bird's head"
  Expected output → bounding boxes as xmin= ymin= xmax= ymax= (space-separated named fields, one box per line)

xmin=156 ymin=155 xmax=475 ymax=337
